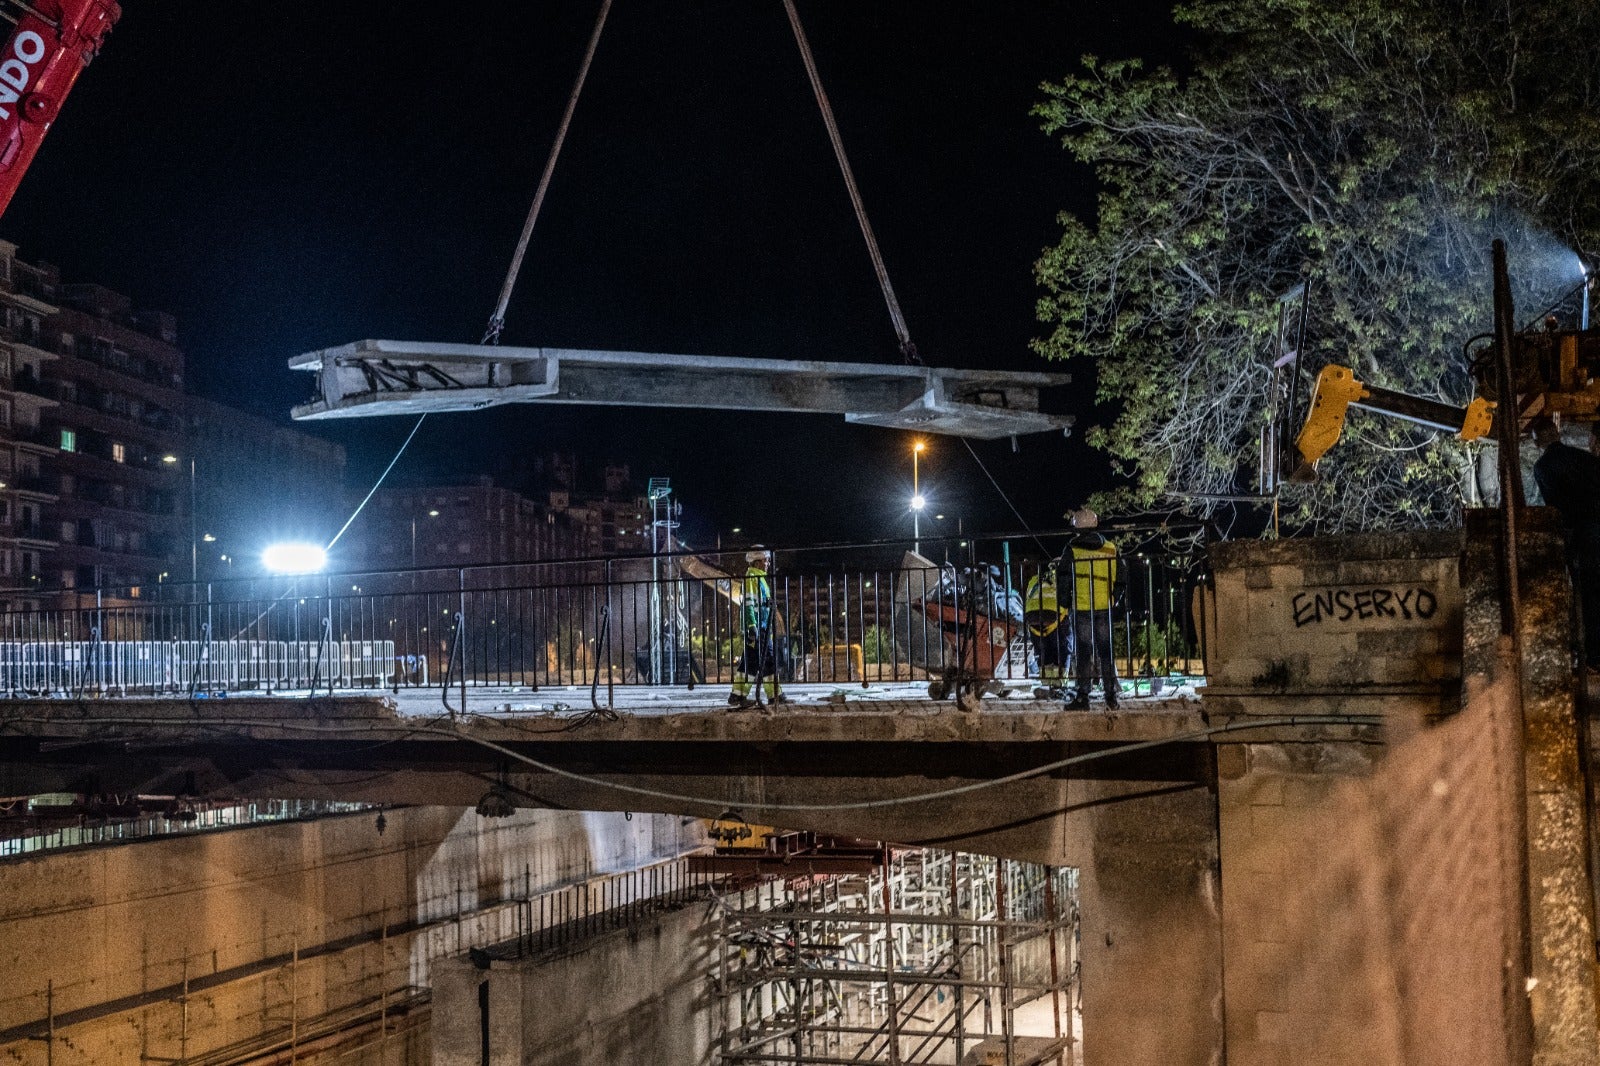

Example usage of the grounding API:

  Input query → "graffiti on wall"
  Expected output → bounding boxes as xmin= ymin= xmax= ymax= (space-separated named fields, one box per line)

xmin=1291 ymin=586 xmax=1439 ymax=628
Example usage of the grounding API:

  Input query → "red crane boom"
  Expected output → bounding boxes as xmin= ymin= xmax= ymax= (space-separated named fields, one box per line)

xmin=0 ymin=0 xmax=119 ymax=218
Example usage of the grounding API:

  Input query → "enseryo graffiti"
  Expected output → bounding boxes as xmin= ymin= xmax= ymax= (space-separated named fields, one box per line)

xmin=1291 ymin=586 xmax=1438 ymax=628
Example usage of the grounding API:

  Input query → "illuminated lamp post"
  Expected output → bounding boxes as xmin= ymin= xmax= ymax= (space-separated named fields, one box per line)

xmin=910 ymin=440 xmax=927 ymax=555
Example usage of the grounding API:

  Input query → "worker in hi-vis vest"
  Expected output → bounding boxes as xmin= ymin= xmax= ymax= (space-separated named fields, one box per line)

xmin=1063 ymin=508 xmax=1120 ymax=710
xmin=729 ymin=547 xmax=786 ymax=709
xmin=1023 ymin=564 xmax=1072 ymax=699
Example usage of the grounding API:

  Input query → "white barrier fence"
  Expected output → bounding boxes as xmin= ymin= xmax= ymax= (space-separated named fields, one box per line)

xmin=0 ymin=639 xmax=411 ymax=695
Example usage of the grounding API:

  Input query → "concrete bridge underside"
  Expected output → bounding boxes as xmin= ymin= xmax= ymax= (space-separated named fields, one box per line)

xmin=0 ymin=696 xmax=1322 ymax=865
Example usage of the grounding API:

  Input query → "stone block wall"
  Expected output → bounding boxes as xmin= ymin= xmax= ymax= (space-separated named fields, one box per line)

xmin=1206 ymin=530 xmax=1464 ymax=715
xmin=1215 ymin=741 xmax=1398 ymax=1066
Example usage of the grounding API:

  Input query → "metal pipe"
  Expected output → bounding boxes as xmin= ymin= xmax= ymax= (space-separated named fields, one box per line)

xmin=1490 ymin=238 xmax=1534 ymax=1066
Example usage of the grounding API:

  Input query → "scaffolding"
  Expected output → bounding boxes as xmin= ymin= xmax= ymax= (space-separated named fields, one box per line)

xmin=714 ymin=849 xmax=1079 ymax=1065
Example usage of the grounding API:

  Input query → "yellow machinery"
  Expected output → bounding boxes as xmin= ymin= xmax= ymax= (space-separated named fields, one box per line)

xmin=706 ymin=815 xmax=777 ymax=851
xmin=1293 ymin=311 xmax=1600 ymax=479
xmin=1293 ymin=365 xmax=1497 ymax=478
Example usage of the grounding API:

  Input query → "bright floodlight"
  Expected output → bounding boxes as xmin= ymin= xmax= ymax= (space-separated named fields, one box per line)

xmin=263 ymin=542 xmax=327 ymax=575
xmin=910 ymin=494 xmax=926 ymax=511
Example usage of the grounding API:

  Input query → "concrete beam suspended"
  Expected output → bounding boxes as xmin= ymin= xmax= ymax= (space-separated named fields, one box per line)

xmin=287 ymin=339 xmax=1074 ymax=440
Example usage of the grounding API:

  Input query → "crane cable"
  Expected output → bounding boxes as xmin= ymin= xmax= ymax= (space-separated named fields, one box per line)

xmin=308 ymin=2 xmax=614 ymax=573
xmin=782 ymin=0 xmax=921 ymax=366
xmin=482 ymin=0 xmax=614 ymax=345
xmin=785 ymin=5 xmax=1057 ymax=543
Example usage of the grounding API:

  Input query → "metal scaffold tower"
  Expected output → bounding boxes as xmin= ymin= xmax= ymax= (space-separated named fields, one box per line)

xmin=713 ymin=850 xmax=1079 ymax=1065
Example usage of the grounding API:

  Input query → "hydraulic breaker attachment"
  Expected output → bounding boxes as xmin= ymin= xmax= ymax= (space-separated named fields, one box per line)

xmin=1291 ymin=365 xmax=1367 ymax=481
xmin=1292 ymin=364 xmax=1492 ymax=481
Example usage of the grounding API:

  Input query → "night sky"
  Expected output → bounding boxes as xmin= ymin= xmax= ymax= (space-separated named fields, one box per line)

xmin=1 ymin=1 xmax=1184 ymax=550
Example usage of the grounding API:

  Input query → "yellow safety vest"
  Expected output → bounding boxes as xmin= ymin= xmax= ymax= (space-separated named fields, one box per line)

xmin=1071 ymin=541 xmax=1118 ymax=612
xmin=742 ymin=566 xmax=772 ymax=630
xmin=1024 ymin=572 xmax=1064 ymax=635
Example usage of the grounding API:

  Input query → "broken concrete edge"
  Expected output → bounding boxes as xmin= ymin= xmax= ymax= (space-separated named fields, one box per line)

xmin=287 ymin=339 xmax=1075 ymax=387
xmin=0 ymin=696 xmax=1221 ymax=745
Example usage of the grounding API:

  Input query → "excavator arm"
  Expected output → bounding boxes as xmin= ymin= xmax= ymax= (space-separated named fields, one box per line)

xmin=0 ymin=0 xmax=120 ymax=219
xmin=1292 ymin=364 xmax=1495 ymax=480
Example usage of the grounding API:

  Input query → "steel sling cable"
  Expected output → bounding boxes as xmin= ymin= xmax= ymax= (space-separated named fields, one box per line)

xmin=483 ymin=0 xmax=613 ymax=345
xmin=782 ymin=0 xmax=921 ymax=366
xmin=336 ymin=1 xmax=613 ymax=545
xmin=243 ymin=7 xmax=613 ymax=668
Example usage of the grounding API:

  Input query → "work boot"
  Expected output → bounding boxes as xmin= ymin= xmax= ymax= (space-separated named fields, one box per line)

xmin=1104 ymin=683 xmax=1122 ymax=710
xmin=727 ymin=694 xmax=747 ymax=708
xmin=1063 ymin=692 xmax=1090 ymax=711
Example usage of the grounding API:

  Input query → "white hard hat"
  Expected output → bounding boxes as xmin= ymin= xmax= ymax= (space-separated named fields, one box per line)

xmin=745 ymin=546 xmax=770 ymax=563
xmin=1068 ymin=507 xmax=1099 ymax=529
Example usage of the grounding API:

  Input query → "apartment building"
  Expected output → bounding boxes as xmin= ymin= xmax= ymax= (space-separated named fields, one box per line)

xmin=0 ymin=243 xmax=347 ymax=606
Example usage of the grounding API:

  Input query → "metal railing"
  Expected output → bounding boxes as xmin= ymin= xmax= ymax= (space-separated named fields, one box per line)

xmin=513 ymin=855 xmax=724 ymax=956
xmin=0 ymin=525 xmax=1211 ymax=704
xmin=0 ymin=798 xmax=375 ymax=858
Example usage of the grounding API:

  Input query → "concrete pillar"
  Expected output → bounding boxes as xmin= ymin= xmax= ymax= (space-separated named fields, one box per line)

xmin=432 ymin=901 xmax=717 ymax=1066
xmin=1461 ymin=510 xmax=1600 ymax=1065
xmin=1215 ymin=739 xmax=1410 ymax=1066
xmin=1064 ymin=776 xmax=1223 ymax=1066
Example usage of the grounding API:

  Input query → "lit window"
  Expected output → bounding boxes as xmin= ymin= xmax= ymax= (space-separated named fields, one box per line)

xmin=58 ymin=429 xmax=75 ymax=452
xmin=111 ymin=442 xmax=125 ymax=464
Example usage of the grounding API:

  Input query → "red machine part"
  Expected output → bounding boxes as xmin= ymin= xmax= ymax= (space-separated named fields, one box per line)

xmin=0 ymin=0 xmax=120 ymax=218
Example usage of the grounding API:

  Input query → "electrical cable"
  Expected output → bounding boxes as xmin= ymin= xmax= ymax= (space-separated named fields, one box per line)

xmin=959 ymin=439 xmax=1053 ymax=556
xmin=6 ymin=713 xmax=1381 ymax=814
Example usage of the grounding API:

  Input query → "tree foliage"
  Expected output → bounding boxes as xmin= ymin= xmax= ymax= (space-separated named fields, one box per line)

xmin=1034 ymin=0 xmax=1600 ymax=531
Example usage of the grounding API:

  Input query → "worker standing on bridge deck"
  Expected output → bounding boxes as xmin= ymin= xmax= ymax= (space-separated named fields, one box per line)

xmin=1531 ymin=417 xmax=1600 ymax=668
xmin=1024 ymin=563 xmax=1072 ymax=699
xmin=1063 ymin=508 xmax=1121 ymax=711
xmin=730 ymin=548 xmax=786 ymax=709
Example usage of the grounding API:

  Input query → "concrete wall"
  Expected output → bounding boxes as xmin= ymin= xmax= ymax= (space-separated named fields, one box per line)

xmin=1205 ymin=522 xmax=1600 ymax=1066
xmin=0 ymin=806 xmax=699 ymax=1065
xmin=432 ymin=898 xmax=717 ymax=1066
xmin=1053 ymin=530 xmax=1470 ymax=1066
xmin=1216 ymin=741 xmax=1399 ymax=1066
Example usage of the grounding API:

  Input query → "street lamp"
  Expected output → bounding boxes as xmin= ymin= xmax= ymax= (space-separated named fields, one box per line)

xmin=163 ymin=454 xmax=197 ymax=585
xmin=411 ymin=508 xmax=441 ymax=569
xmin=911 ymin=440 xmax=927 ymax=555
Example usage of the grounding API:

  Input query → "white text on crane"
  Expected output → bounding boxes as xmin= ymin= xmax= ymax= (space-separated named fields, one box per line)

xmin=0 ymin=31 xmax=47 ymax=121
